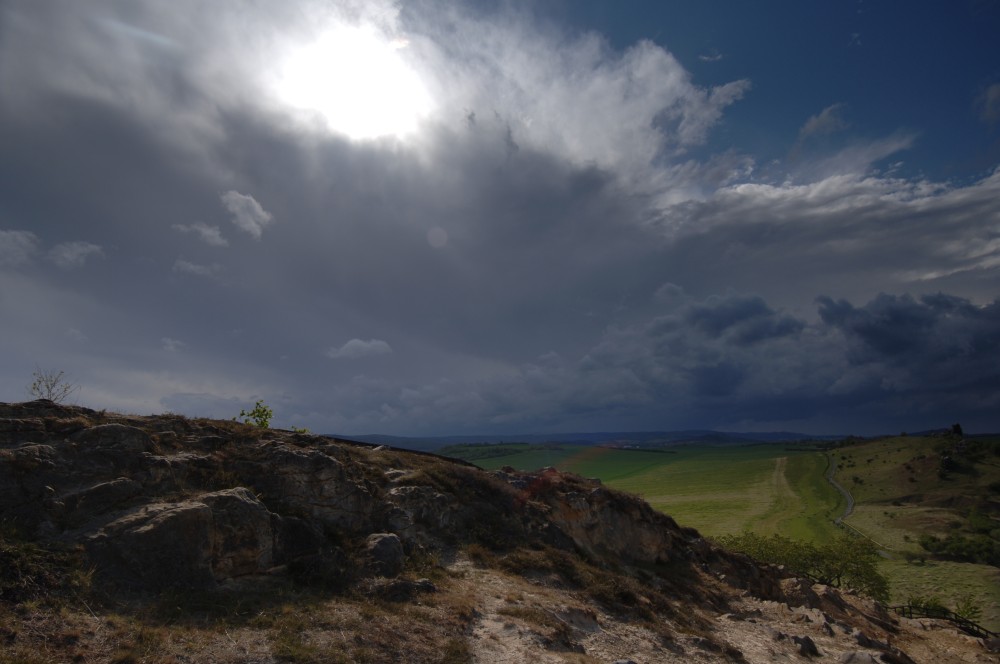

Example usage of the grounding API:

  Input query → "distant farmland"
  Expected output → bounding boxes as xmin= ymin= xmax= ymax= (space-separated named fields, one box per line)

xmin=444 ymin=442 xmax=843 ymax=541
xmin=444 ymin=435 xmax=1000 ymax=630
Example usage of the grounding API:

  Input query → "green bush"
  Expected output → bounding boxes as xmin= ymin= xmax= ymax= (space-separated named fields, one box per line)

xmin=235 ymin=399 xmax=273 ymax=428
xmin=919 ymin=532 xmax=1000 ymax=566
xmin=718 ymin=531 xmax=889 ymax=602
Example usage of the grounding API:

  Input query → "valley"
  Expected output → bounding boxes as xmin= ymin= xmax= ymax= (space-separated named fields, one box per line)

xmin=444 ymin=434 xmax=1000 ymax=630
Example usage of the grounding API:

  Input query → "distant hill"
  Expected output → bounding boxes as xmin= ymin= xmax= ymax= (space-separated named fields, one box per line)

xmin=339 ymin=429 xmax=843 ymax=452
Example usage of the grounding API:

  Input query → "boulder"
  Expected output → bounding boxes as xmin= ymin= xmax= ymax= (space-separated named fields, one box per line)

xmin=793 ymin=634 xmax=821 ymax=657
xmin=85 ymin=487 xmax=277 ymax=590
xmin=202 ymin=488 xmax=276 ymax=578
xmin=87 ymin=500 xmax=216 ymax=590
xmin=366 ymin=532 xmax=404 ymax=577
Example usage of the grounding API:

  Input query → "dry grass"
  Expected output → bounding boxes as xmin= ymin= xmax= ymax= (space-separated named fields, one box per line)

xmin=0 ymin=567 xmax=485 ymax=664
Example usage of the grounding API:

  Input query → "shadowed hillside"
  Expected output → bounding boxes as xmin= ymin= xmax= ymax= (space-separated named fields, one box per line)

xmin=1 ymin=401 xmax=995 ymax=663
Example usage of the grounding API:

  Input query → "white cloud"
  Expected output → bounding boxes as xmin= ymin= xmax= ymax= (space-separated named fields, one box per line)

xmin=48 ymin=241 xmax=104 ymax=269
xmin=799 ymin=103 xmax=849 ymax=139
xmin=0 ymin=229 xmax=40 ymax=266
xmin=417 ymin=14 xmax=749 ymax=198
xmin=325 ymin=338 xmax=393 ymax=360
xmin=172 ymin=223 xmax=229 ymax=246
xmin=172 ymin=258 xmax=219 ymax=277
xmin=220 ymin=190 xmax=273 ymax=239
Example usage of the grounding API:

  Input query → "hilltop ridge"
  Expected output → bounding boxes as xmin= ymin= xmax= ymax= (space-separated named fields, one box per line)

xmin=344 ymin=429 xmax=844 ymax=453
xmin=1 ymin=400 xmax=995 ymax=662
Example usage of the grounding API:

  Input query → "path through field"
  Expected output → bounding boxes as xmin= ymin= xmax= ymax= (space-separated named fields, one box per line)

xmin=753 ymin=456 xmax=795 ymax=534
xmin=472 ymin=444 xmax=843 ymax=541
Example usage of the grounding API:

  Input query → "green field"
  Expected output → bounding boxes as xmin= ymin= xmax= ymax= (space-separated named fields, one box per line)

xmin=446 ymin=435 xmax=1000 ymax=630
xmin=464 ymin=443 xmax=843 ymax=541
xmin=833 ymin=435 xmax=1000 ymax=630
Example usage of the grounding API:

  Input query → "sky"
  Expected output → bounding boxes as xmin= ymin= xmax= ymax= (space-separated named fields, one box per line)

xmin=2 ymin=0 xmax=1000 ymax=437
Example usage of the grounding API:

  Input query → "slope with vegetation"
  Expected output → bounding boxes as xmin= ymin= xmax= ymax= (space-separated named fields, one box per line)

xmin=1 ymin=401 xmax=995 ymax=662
xmin=831 ymin=433 xmax=1000 ymax=630
xmin=449 ymin=442 xmax=844 ymax=541
xmin=446 ymin=434 xmax=1000 ymax=632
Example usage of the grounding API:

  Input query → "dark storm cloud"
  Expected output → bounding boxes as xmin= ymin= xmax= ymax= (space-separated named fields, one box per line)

xmin=685 ymin=294 xmax=804 ymax=344
xmin=818 ymin=293 xmax=1000 ymax=383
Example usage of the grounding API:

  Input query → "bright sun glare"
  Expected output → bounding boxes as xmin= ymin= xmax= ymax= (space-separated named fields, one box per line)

xmin=275 ymin=25 xmax=433 ymax=140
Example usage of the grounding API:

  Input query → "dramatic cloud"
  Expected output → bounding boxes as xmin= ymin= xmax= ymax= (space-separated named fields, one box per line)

xmin=307 ymin=291 xmax=1000 ymax=434
xmin=48 ymin=241 xmax=104 ymax=269
xmin=818 ymin=293 xmax=1000 ymax=375
xmin=0 ymin=1 xmax=997 ymax=435
xmin=326 ymin=339 xmax=394 ymax=360
xmin=220 ymin=191 xmax=273 ymax=240
xmin=685 ymin=293 xmax=804 ymax=344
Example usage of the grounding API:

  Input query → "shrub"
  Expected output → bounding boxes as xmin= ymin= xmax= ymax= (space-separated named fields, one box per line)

xmin=235 ymin=399 xmax=273 ymax=428
xmin=953 ymin=594 xmax=983 ymax=622
xmin=26 ymin=367 xmax=78 ymax=404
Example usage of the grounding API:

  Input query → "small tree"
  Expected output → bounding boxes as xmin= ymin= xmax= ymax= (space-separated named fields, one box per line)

xmin=235 ymin=399 xmax=272 ymax=428
xmin=27 ymin=367 xmax=78 ymax=404
xmin=953 ymin=594 xmax=983 ymax=622
xmin=718 ymin=531 xmax=889 ymax=603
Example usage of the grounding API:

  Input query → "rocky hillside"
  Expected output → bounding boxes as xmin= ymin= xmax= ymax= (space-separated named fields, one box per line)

xmin=1 ymin=400 xmax=995 ymax=663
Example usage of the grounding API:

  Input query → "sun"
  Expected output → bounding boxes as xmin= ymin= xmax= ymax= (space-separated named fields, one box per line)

xmin=274 ymin=25 xmax=433 ymax=140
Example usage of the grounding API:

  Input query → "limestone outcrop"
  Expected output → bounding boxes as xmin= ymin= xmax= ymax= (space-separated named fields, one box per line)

xmin=2 ymin=400 xmax=992 ymax=663
xmin=0 ymin=400 xmax=757 ymax=594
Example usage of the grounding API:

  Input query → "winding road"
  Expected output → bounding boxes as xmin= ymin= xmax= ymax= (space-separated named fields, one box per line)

xmin=824 ymin=453 xmax=855 ymax=523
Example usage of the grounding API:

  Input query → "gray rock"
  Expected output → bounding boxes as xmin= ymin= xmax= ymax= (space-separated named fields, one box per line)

xmin=201 ymin=487 xmax=275 ymax=579
xmin=60 ymin=477 xmax=143 ymax=526
xmin=87 ymin=500 xmax=216 ymax=590
xmin=85 ymin=487 xmax=277 ymax=590
xmin=793 ymin=635 xmax=821 ymax=657
xmin=366 ymin=532 xmax=404 ymax=577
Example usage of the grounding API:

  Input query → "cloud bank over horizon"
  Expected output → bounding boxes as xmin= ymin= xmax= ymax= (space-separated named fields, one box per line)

xmin=1 ymin=1 xmax=998 ymax=436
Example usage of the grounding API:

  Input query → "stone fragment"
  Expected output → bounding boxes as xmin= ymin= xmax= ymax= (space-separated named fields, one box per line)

xmin=793 ymin=635 xmax=821 ymax=657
